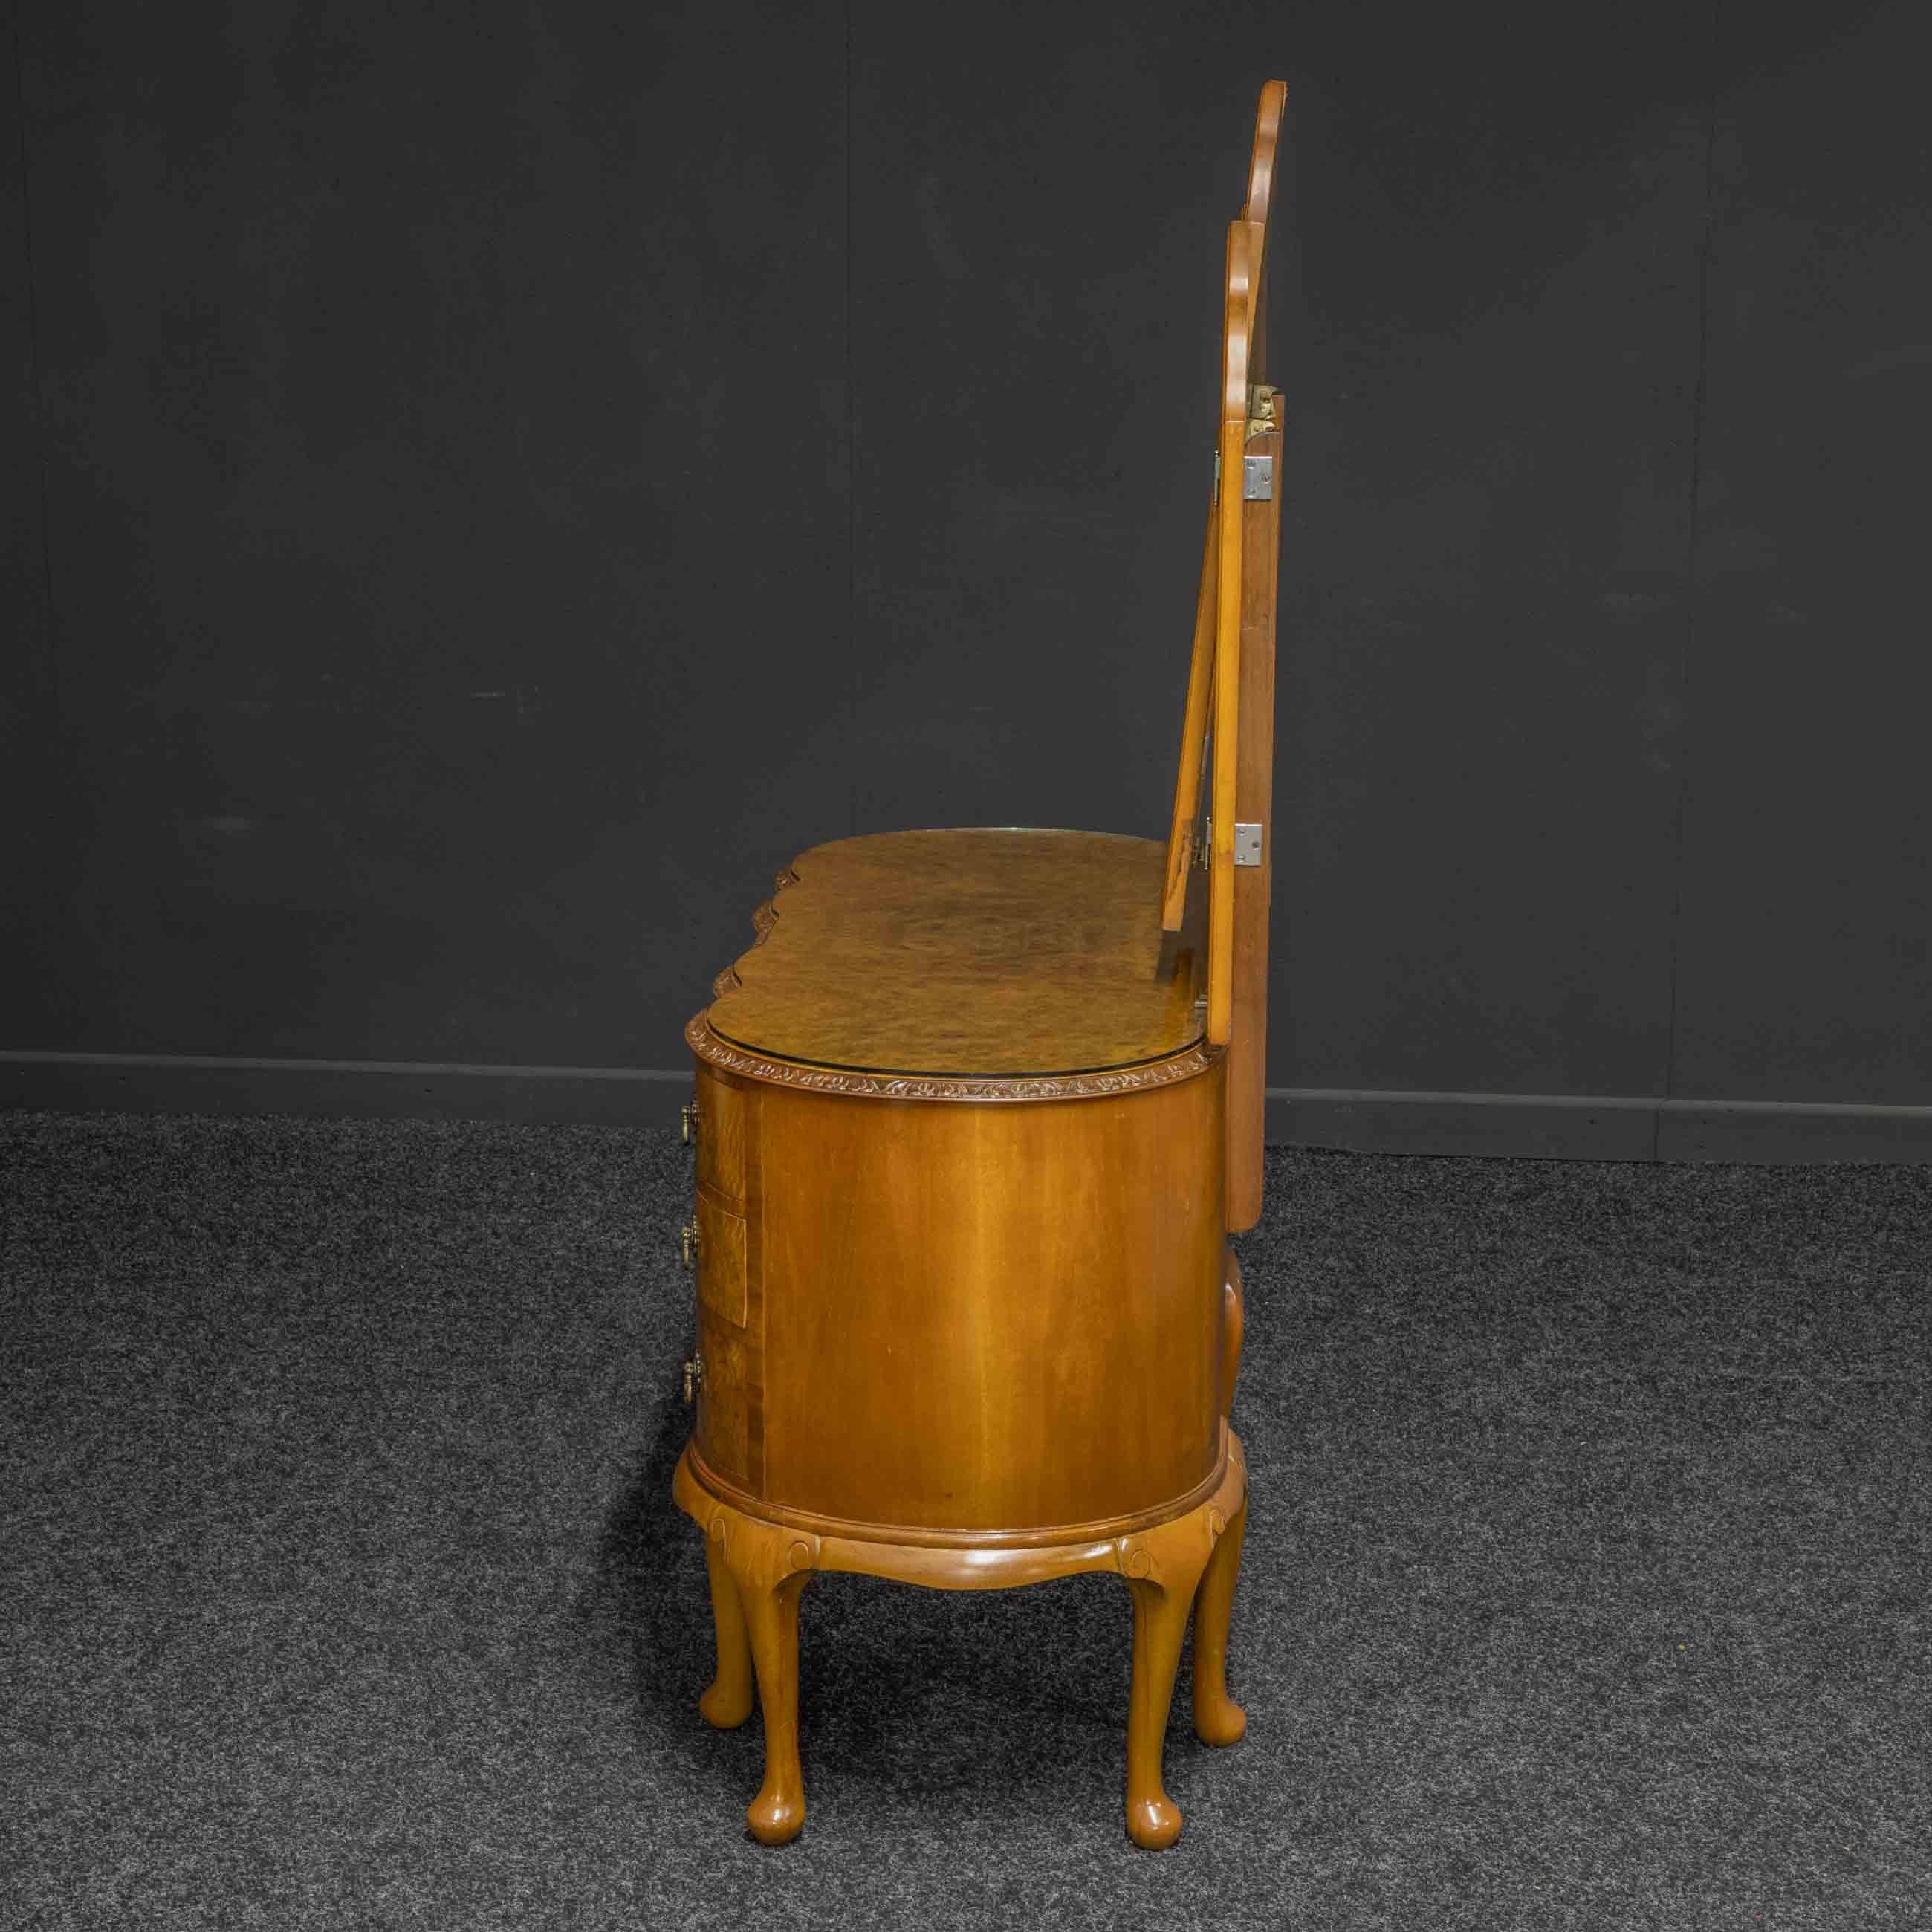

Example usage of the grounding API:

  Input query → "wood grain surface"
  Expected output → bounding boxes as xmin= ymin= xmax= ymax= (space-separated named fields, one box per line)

xmin=670 ymin=80 xmax=1286 ymax=1852
xmin=674 ymin=1435 xmax=1249 ymax=1847
xmin=1227 ymin=383 xmax=1283 ymax=1229
xmin=749 ymin=1055 xmax=1225 ymax=1534
xmin=708 ymin=829 xmax=1204 ymax=1076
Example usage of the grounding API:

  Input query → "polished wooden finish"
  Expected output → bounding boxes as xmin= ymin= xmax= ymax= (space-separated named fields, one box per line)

xmin=689 ymin=1027 xmax=1225 ymax=1532
xmin=1242 ymin=80 xmax=1286 ymax=229
xmin=697 ymin=1532 xmax=754 ymax=1729
xmin=1222 ymin=82 xmax=1286 ymax=1220
xmin=757 ymin=1062 xmax=1224 ymax=1530
xmin=1161 ymin=512 xmax=1219 ymax=932
xmin=667 ymin=83 xmax=1286 ymax=1850
xmin=1190 ymin=1492 xmax=1250 ymax=1745
xmin=1228 ymin=375 xmax=1283 ymax=1230
xmin=1160 ymin=80 xmax=1286 ymax=1218
xmin=676 ymin=846 xmax=1244 ymax=1847
xmin=678 ymin=1476 xmax=814 ymax=1844
xmin=1205 ymin=218 xmax=1255 ymax=1049
xmin=710 ymin=829 xmax=1203 ymax=1076
xmin=690 ymin=1060 xmax=765 ymax=1494
xmin=675 ymin=1435 xmax=1248 ymax=1848
xmin=1164 ymin=82 xmax=1285 ymax=939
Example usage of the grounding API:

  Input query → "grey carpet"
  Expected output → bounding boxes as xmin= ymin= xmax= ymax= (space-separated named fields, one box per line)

xmin=2 ymin=1112 xmax=1927 ymax=1930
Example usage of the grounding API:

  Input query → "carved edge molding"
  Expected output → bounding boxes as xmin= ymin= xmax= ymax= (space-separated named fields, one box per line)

xmin=685 ymin=1014 xmax=1221 ymax=1105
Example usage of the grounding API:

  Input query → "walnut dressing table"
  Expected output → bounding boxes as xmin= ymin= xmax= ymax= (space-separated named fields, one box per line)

xmin=670 ymin=83 xmax=1287 ymax=1849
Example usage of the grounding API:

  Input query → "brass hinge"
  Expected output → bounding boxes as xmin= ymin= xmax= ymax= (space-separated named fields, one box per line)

xmin=1247 ymin=384 xmax=1279 ymax=441
xmin=681 ymin=1353 xmax=704 ymax=1404
xmin=681 ymin=1099 xmax=701 ymax=1146
xmin=680 ymin=1218 xmax=701 ymax=1268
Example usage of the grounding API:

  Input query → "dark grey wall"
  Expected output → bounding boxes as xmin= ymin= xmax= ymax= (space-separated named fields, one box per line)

xmin=5 ymin=2 xmax=1928 ymax=1159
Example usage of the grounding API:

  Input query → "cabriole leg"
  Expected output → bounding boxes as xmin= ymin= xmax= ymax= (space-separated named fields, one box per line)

xmin=698 ymin=1525 xmax=755 ymax=1730
xmin=1124 ymin=1576 xmax=1193 ymax=1847
xmin=674 ymin=1452 xmax=821 ymax=1844
xmin=675 ymin=1442 xmax=1248 ymax=1848
xmin=1190 ymin=1497 xmax=1248 ymax=1745
xmin=739 ymin=1568 xmax=810 ymax=1844
xmin=1116 ymin=1514 xmax=1216 ymax=1850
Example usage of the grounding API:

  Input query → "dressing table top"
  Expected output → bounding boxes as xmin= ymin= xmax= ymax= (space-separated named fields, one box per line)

xmin=707 ymin=827 xmax=1205 ymax=1078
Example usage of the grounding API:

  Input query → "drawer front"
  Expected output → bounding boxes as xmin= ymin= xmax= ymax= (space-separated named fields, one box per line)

xmin=696 ymin=1302 xmax=759 ymax=1489
xmin=685 ymin=1061 xmax=760 ymax=1492
xmin=696 ymin=1188 xmax=748 ymax=1327
xmin=693 ymin=1065 xmax=750 ymax=1204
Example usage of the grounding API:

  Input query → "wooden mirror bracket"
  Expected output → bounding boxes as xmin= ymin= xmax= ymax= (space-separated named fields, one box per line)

xmin=1161 ymin=82 xmax=1286 ymax=1230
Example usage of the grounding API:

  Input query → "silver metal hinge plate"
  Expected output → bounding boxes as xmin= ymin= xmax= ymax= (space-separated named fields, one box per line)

xmin=1234 ymin=822 xmax=1264 ymax=866
xmin=1242 ymin=455 xmax=1274 ymax=502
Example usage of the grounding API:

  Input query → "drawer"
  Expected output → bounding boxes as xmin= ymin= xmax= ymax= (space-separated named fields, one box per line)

xmin=696 ymin=1301 xmax=759 ymax=1489
xmin=695 ymin=1187 xmax=748 ymax=1327
xmin=693 ymin=1065 xmax=750 ymax=1203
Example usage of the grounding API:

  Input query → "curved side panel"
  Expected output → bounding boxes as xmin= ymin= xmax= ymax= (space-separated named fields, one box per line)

xmin=749 ymin=1057 xmax=1226 ymax=1534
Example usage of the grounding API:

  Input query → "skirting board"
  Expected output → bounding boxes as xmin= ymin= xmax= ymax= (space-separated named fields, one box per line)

xmin=1268 ymin=1086 xmax=1932 ymax=1166
xmin=0 ymin=1051 xmax=691 ymax=1128
xmin=4 ymin=1053 xmax=1931 ymax=1164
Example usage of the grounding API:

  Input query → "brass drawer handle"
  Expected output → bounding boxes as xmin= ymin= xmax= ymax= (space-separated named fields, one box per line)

xmin=681 ymin=1100 xmax=701 ymax=1146
xmin=680 ymin=1219 xmax=700 ymax=1268
xmin=681 ymin=1353 xmax=704 ymax=1404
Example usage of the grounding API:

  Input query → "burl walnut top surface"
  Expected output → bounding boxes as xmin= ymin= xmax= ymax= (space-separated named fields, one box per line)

xmin=707 ymin=829 xmax=1205 ymax=1077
